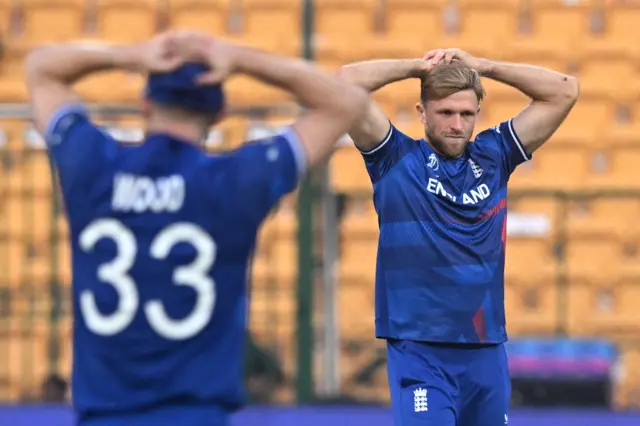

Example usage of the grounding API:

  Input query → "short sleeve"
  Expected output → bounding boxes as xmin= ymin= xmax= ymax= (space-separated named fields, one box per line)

xmin=227 ymin=127 xmax=306 ymax=224
xmin=45 ymin=104 xmax=115 ymax=190
xmin=474 ymin=119 xmax=531 ymax=176
xmin=358 ymin=123 xmax=416 ymax=184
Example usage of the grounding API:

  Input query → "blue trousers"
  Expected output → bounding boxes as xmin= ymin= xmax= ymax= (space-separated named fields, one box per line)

xmin=387 ymin=339 xmax=511 ymax=426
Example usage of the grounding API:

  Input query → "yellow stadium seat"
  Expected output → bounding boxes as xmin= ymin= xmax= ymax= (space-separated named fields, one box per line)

xmin=374 ymin=79 xmax=422 ymax=115
xmin=167 ymin=0 xmax=229 ymax=36
xmin=0 ymin=46 xmax=28 ymax=102
xmin=314 ymin=0 xmax=379 ymax=60
xmin=590 ymin=126 xmax=640 ymax=188
xmin=57 ymin=239 xmax=72 ymax=287
xmin=0 ymin=195 xmax=27 ymax=239
xmin=522 ymin=0 xmax=592 ymax=51
xmin=456 ymin=0 xmax=520 ymax=48
xmin=548 ymin=98 xmax=614 ymax=146
xmin=204 ymin=116 xmax=247 ymax=150
xmin=607 ymin=126 xmax=640 ymax=148
xmin=505 ymin=279 xmax=558 ymax=336
xmin=567 ymin=276 xmax=640 ymax=338
xmin=224 ymin=74 xmax=292 ymax=106
xmin=505 ymin=236 xmax=556 ymax=285
xmin=565 ymin=235 xmax=621 ymax=282
xmin=593 ymin=146 xmax=640 ymax=189
xmin=479 ymin=98 xmax=529 ymax=129
xmin=0 ymin=324 xmax=31 ymax=400
xmin=573 ymin=2 xmax=640 ymax=70
xmin=269 ymin=238 xmax=296 ymax=285
xmin=566 ymin=197 xmax=640 ymax=239
xmin=5 ymin=159 xmax=34 ymax=195
xmin=338 ymin=282 xmax=375 ymax=338
xmin=339 ymin=236 xmax=377 ymax=286
xmin=240 ymin=0 xmax=301 ymax=55
xmin=0 ymin=119 xmax=25 ymax=144
xmin=0 ymin=237 xmax=51 ymax=288
xmin=601 ymin=2 xmax=640 ymax=46
xmin=340 ymin=199 xmax=378 ymax=237
xmin=251 ymin=289 xmax=296 ymax=321
xmin=329 ymin=147 xmax=371 ymax=193
xmin=18 ymin=195 xmax=55 ymax=242
xmin=95 ymin=0 xmax=157 ymax=42
xmin=23 ymin=151 xmax=54 ymax=194
xmin=509 ymin=145 xmax=593 ymax=190
xmin=384 ymin=0 xmax=447 ymax=47
xmin=260 ymin=204 xmax=297 ymax=244
xmin=76 ymin=72 xmax=146 ymax=103
xmin=577 ymin=57 xmax=640 ymax=101
xmin=365 ymin=0 xmax=451 ymax=59
xmin=21 ymin=0 xmax=84 ymax=44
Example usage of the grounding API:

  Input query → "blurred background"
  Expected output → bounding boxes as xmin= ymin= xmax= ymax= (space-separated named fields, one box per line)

xmin=0 ymin=0 xmax=639 ymax=425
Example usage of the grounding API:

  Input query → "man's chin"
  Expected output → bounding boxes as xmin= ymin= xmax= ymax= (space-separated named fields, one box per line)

xmin=435 ymin=138 xmax=468 ymax=158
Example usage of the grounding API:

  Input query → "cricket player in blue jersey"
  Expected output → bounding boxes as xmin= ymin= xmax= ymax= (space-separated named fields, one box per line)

xmin=25 ymin=31 xmax=368 ymax=426
xmin=338 ymin=49 xmax=579 ymax=425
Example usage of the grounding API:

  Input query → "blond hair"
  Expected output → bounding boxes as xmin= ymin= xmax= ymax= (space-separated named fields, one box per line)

xmin=420 ymin=61 xmax=485 ymax=104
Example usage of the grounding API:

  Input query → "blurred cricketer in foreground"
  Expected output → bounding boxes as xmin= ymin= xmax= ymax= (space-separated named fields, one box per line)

xmin=26 ymin=31 xmax=368 ymax=426
xmin=338 ymin=48 xmax=579 ymax=426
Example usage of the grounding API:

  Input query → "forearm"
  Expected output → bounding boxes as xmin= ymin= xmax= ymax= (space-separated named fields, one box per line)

xmin=338 ymin=59 xmax=428 ymax=92
xmin=26 ymin=43 xmax=140 ymax=86
xmin=477 ymin=59 xmax=579 ymax=103
xmin=229 ymin=45 xmax=364 ymax=112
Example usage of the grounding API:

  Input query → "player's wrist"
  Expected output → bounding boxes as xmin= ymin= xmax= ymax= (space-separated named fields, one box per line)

xmin=217 ymin=44 xmax=249 ymax=76
xmin=110 ymin=44 xmax=147 ymax=72
xmin=474 ymin=58 xmax=497 ymax=77
xmin=408 ymin=58 xmax=430 ymax=78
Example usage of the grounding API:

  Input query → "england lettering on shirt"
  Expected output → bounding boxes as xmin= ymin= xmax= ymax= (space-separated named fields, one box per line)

xmin=426 ymin=177 xmax=491 ymax=205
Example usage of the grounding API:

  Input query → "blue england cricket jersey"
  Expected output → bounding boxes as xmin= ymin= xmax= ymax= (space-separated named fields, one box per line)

xmin=46 ymin=105 xmax=305 ymax=426
xmin=360 ymin=119 xmax=530 ymax=344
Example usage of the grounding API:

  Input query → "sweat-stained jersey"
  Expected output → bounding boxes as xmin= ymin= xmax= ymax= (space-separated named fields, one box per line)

xmin=360 ymin=119 xmax=530 ymax=344
xmin=45 ymin=104 xmax=305 ymax=426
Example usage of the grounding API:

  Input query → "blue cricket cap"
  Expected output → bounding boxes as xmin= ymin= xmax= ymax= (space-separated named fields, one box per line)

xmin=145 ymin=63 xmax=225 ymax=115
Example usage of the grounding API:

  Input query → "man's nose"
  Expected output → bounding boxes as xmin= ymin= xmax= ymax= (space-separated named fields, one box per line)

xmin=449 ymin=115 xmax=463 ymax=131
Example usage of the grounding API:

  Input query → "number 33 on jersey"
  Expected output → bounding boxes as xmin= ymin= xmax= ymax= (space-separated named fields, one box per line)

xmin=79 ymin=219 xmax=216 ymax=340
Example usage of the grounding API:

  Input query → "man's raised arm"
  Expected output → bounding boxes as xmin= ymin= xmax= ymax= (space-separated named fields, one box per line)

xmin=25 ymin=36 xmax=184 ymax=137
xmin=480 ymin=60 xmax=579 ymax=154
xmin=337 ymin=59 xmax=429 ymax=152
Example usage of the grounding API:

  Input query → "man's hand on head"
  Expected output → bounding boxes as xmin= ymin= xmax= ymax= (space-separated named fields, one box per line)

xmin=423 ymin=48 xmax=493 ymax=75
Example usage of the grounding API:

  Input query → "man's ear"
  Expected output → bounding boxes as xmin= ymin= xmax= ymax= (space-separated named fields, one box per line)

xmin=416 ymin=102 xmax=426 ymax=125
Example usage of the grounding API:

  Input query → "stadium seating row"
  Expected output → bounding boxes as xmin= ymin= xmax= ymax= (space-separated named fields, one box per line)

xmin=0 ymin=1 xmax=639 ymax=103
xmin=1 ymin=0 xmax=638 ymax=46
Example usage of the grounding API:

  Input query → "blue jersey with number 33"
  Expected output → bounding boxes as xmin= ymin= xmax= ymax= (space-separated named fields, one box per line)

xmin=46 ymin=105 xmax=304 ymax=426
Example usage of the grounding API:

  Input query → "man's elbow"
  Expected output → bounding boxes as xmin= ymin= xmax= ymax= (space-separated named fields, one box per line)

xmin=25 ymin=46 xmax=52 ymax=82
xmin=338 ymin=85 xmax=370 ymax=124
xmin=560 ymin=75 xmax=580 ymax=105
xmin=336 ymin=65 xmax=355 ymax=82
